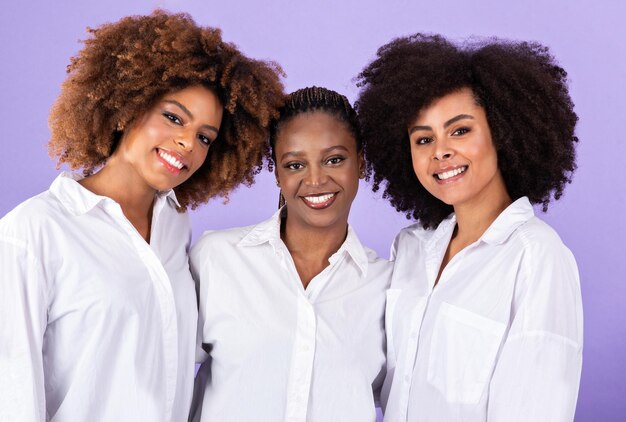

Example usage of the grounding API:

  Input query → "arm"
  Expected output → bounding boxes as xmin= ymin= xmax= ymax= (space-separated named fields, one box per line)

xmin=0 ymin=236 xmax=48 ymax=421
xmin=189 ymin=238 xmax=211 ymax=365
xmin=487 ymin=242 xmax=583 ymax=422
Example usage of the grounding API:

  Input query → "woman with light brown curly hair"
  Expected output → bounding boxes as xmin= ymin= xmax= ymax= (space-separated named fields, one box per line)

xmin=0 ymin=10 xmax=283 ymax=421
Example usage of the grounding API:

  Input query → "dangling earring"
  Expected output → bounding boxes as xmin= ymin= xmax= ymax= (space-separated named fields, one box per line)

xmin=278 ymin=191 xmax=286 ymax=209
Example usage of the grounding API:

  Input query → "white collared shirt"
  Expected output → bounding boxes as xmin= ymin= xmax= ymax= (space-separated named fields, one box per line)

xmin=0 ymin=172 xmax=197 ymax=422
xmin=382 ymin=197 xmax=583 ymax=422
xmin=189 ymin=210 xmax=392 ymax=422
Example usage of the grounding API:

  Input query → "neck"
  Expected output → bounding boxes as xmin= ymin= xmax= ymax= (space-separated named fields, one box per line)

xmin=79 ymin=159 xmax=157 ymax=241
xmin=281 ymin=215 xmax=348 ymax=288
xmin=452 ymin=187 xmax=512 ymax=246
xmin=282 ymin=217 xmax=347 ymax=262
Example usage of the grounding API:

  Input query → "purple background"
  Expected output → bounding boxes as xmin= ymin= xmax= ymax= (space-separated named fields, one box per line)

xmin=1 ymin=1 xmax=624 ymax=420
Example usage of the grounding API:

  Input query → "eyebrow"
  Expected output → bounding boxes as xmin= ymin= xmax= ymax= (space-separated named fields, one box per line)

xmin=279 ymin=145 xmax=350 ymax=161
xmin=408 ymin=114 xmax=475 ymax=135
xmin=163 ymin=99 xmax=220 ymax=134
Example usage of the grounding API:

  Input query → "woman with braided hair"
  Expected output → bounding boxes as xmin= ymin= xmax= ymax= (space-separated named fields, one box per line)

xmin=190 ymin=86 xmax=391 ymax=421
xmin=0 ymin=10 xmax=283 ymax=421
xmin=356 ymin=34 xmax=582 ymax=421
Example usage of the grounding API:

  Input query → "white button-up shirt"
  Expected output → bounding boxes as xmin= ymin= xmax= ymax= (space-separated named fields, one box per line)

xmin=189 ymin=210 xmax=392 ymax=422
xmin=382 ymin=197 xmax=583 ymax=422
xmin=0 ymin=172 xmax=197 ymax=422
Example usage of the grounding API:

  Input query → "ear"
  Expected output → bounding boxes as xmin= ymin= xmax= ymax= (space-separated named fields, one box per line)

xmin=275 ymin=169 xmax=280 ymax=187
xmin=357 ymin=150 xmax=366 ymax=179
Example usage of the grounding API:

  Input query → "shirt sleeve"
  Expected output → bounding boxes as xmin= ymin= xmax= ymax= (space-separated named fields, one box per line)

xmin=189 ymin=240 xmax=211 ymax=364
xmin=487 ymin=240 xmax=583 ymax=422
xmin=0 ymin=236 xmax=48 ymax=421
xmin=389 ymin=230 xmax=403 ymax=262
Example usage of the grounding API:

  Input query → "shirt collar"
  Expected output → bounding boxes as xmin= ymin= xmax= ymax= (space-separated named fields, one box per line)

xmin=238 ymin=207 xmax=369 ymax=276
xmin=333 ymin=224 xmax=369 ymax=276
xmin=238 ymin=208 xmax=284 ymax=247
xmin=50 ymin=171 xmax=180 ymax=215
xmin=479 ymin=196 xmax=534 ymax=245
xmin=408 ymin=196 xmax=535 ymax=250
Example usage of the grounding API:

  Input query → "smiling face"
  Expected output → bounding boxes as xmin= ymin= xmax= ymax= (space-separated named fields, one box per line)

xmin=275 ymin=111 xmax=363 ymax=232
xmin=408 ymin=87 xmax=509 ymax=210
xmin=111 ymin=84 xmax=223 ymax=192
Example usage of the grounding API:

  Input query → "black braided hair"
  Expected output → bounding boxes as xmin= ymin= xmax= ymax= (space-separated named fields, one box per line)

xmin=268 ymin=86 xmax=361 ymax=166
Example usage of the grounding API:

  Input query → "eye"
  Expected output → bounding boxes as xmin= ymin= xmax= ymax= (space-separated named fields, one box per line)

xmin=163 ymin=112 xmax=182 ymax=125
xmin=325 ymin=156 xmax=346 ymax=165
xmin=452 ymin=127 xmax=470 ymax=136
xmin=197 ymin=133 xmax=213 ymax=147
xmin=284 ymin=162 xmax=304 ymax=171
xmin=415 ymin=136 xmax=433 ymax=145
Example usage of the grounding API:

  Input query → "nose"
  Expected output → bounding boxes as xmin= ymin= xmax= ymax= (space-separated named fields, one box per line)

xmin=304 ymin=164 xmax=328 ymax=186
xmin=175 ymin=135 xmax=193 ymax=152
xmin=433 ymin=138 xmax=454 ymax=161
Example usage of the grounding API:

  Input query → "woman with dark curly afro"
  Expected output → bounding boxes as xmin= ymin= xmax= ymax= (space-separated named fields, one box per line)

xmin=189 ymin=87 xmax=391 ymax=421
xmin=356 ymin=34 xmax=582 ymax=421
xmin=0 ymin=10 xmax=283 ymax=421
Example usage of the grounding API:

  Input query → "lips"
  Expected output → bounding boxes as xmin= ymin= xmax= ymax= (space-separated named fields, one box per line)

xmin=301 ymin=192 xmax=337 ymax=209
xmin=434 ymin=165 xmax=468 ymax=182
xmin=156 ymin=148 xmax=188 ymax=175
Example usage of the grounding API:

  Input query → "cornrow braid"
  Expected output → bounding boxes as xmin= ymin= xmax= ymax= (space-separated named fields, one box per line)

xmin=268 ymin=86 xmax=361 ymax=166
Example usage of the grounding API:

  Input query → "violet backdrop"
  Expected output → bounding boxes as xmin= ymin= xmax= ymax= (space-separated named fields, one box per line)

xmin=1 ymin=0 xmax=624 ymax=420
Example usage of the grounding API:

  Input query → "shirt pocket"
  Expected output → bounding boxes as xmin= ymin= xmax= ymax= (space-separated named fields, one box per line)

xmin=427 ymin=301 xmax=506 ymax=404
xmin=384 ymin=289 xmax=402 ymax=365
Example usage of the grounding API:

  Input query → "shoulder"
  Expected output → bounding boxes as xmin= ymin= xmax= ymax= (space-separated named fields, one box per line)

xmin=390 ymin=221 xmax=438 ymax=260
xmin=397 ymin=219 xmax=444 ymax=244
xmin=516 ymin=216 xmax=574 ymax=261
xmin=362 ymin=244 xmax=393 ymax=274
xmin=190 ymin=223 xmax=257 ymax=260
xmin=512 ymin=216 xmax=579 ymax=296
xmin=0 ymin=191 xmax=64 ymax=240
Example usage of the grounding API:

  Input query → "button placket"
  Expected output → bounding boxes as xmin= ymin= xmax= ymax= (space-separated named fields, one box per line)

xmin=103 ymin=200 xmax=179 ymax=421
xmin=398 ymin=297 xmax=429 ymax=421
xmin=284 ymin=294 xmax=316 ymax=422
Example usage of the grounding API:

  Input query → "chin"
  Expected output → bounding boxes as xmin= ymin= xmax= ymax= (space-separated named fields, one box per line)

xmin=298 ymin=213 xmax=344 ymax=231
xmin=149 ymin=174 xmax=186 ymax=192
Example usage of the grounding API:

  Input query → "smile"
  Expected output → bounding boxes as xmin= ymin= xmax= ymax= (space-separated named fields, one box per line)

xmin=301 ymin=193 xmax=337 ymax=209
xmin=435 ymin=166 xmax=468 ymax=181
xmin=157 ymin=148 xmax=187 ymax=174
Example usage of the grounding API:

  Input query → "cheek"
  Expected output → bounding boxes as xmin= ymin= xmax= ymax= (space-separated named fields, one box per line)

xmin=276 ymin=169 xmax=297 ymax=194
xmin=472 ymin=140 xmax=499 ymax=175
xmin=410 ymin=150 xmax=431 ymax=182
xmin=134 ymin=122 xmax=167 ymax=150
xmin=342 ymin=172 xmax=360 ymax=195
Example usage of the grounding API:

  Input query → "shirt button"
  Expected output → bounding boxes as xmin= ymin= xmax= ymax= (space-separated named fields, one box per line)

xmin=404 ymin=375 xmax=411 ymax=383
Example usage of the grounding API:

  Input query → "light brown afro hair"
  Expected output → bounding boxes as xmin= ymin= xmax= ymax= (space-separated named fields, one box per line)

xmin=48 ymin=10 xmax=285 ymax=210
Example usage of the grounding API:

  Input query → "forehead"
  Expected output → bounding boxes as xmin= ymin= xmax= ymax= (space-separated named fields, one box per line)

xmin=414 ymin=87 xmax=482 ymax=123
xmin=161 ymin=85 xmax=221 ymax=106
xmin=276 ymin=111 xmax=357 ymax=151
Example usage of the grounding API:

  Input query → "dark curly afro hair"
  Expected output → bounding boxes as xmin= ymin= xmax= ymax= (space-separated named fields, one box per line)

xmin=48 ymin=10 xmax=284 ymax=210
xmin=355 ymin=34 xmax=578 ymax=229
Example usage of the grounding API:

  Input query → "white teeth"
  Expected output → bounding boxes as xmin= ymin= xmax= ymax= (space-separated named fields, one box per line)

xmin=304 ymin=193 xmax=335 ymax=204
xmin=436 ymin=166 xmax=467 ymax=180
xmin=158 ymin=150 xmax=184 ymax=169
